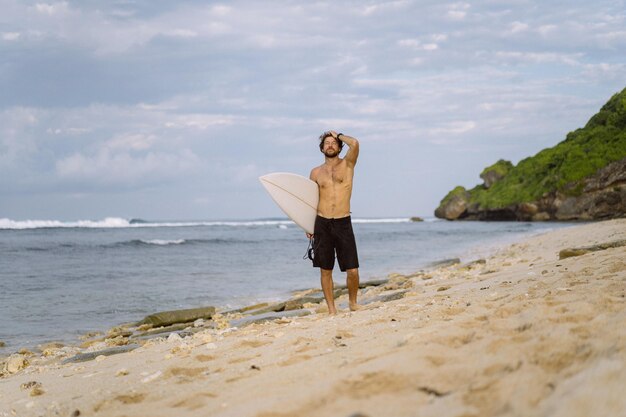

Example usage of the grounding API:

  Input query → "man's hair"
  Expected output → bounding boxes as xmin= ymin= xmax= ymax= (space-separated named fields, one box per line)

xmin=318 ymin=132 xmax=344 ymax=152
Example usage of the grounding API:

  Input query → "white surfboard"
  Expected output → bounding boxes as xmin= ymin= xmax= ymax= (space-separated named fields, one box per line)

xmin=259 ymin=172 xmax=319 ymax=234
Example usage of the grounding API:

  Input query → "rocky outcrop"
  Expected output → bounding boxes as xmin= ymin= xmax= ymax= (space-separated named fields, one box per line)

xmin=434 ymin=187 xmax=471 ymax=220
xmin=436 ymin=157 xmax=626 ymax=221
xmin=435 ymin=87 xmax=626 ymax=221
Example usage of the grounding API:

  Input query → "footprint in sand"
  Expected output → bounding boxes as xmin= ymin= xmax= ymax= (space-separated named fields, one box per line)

xmin=170 ymin=392 xmax=217 ymax=410
xmin=93 ymin=391 xmax=147 ymax=412
xmin=228 ymin=354 xmax=260 ymax=364
xmin=164 ymin=367 xmax=209 ymax=383
xmin=425 ymin=355 xmax=447 ymax=367
xmin=530 ymin=341 xmax=593 ymax=373
xmin=237 ymin=339 xmax=272 ymax=348
xmin=340 ymin=372 xmax=414 ymax=399
xmin=114 ymin=392 xmax=146 ymax=404
xmin=279 ymin=354 xmax=313 ymax=366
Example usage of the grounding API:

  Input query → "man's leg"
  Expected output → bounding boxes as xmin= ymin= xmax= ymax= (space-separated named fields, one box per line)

xmin=321 ymin=268 xmax=337 ymax=315
xmin=346 ymin=268 xmax=360 ymax=311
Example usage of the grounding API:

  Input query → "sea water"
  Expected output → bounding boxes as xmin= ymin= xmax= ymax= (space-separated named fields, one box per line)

xmin=0 ymin=217 xmax=575 ymax=354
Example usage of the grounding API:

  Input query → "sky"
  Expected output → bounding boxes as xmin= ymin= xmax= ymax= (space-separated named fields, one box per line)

xmin=1 ymin=0 xmax=625 ymax=221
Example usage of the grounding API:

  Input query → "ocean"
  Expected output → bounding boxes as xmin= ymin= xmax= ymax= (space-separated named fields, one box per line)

xmin=0 ymin=217 xmax=575 ymax=355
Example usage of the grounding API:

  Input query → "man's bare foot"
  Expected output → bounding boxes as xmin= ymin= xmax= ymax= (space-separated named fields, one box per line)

xmin=349 ymin=302 xmax=361 ymax=311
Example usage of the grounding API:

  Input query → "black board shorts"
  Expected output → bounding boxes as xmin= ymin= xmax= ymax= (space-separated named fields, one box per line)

xmin=313 ymin=215 xmax=359 ymax=272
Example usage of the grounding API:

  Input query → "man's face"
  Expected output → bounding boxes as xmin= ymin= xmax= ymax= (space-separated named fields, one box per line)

xmin=322 ymin=137 xmax=340 ymax=158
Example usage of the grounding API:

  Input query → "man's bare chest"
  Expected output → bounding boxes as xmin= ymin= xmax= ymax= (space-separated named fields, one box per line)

xmin=318 ymin=163 xmax=351 ymax=187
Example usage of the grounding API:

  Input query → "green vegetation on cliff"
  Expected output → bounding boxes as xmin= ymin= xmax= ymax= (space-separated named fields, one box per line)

xmin=466 ymin=87 xmax=626 ymax=209
xmin=480 ymin=159 xmax=513 ymax=181
xmin=439 ymin=186 xmax=469 ymax=206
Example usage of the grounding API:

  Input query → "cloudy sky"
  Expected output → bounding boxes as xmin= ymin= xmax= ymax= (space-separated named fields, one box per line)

xmin=1 ymin=0 xmax=625 ymax=221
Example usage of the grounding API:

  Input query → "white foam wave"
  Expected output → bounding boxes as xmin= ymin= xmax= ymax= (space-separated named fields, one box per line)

xmin=352 ymin=218 xmax=422 ymax=223
xmin=0 ymin=217 xmax=296 ymax=230
xmin=0 ymin=217 xmax=431 ymax=230
xmin=0 ymin=217 xmax=132 ymax=230
xmin=140 ymin=239 xmax=186 ymax=245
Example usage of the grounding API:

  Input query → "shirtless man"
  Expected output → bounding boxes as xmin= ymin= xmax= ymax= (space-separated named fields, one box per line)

xmin=308 ymin=131 xmax=360 ymax=314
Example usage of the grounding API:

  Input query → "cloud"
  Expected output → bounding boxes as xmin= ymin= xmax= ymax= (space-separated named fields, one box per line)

xmin=2 ymin=32 xmax=21 ymax=41
xmin=104 ymin=133 xmax=157 ymax=151
xmin=446 ymin=2 xmax=470 ymax=21
xmin=509 ymin=21 xmax=529 ymax=34
xmin=0 ymin=107 xmax=40 ymax=167
xmin=33 ymin=2 xmax=69 ymax=15
xmin=428 ymin=120 xmax=476 ymax=136
xmin=493 ymin=51 xmax=583 ymax=66
xmin=361 ymin=1 xmax=411 ymax=16
xmin=55 ymin=148 xmax=201 ymax=186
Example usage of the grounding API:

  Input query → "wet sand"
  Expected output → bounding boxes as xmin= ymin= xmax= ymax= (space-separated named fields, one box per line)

xmin=1 ymin=219 xmax=625 ymax=417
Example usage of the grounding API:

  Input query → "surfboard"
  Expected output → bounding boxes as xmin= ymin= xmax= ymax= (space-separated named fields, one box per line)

xmin=259 ymin=172 xmax=319 ymax=234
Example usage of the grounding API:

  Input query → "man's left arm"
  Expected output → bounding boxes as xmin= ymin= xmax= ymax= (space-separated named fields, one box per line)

xmin=336 ymin=133 xmax=359 ymax=166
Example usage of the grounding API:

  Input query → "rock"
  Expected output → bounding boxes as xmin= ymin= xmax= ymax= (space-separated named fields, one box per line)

xmin=211 ymin=313 xmax=231 ymax=330
xmin=20 ymin=381 xmax=41 ymax=390
xmin=0 ymin=341 xmax=5 ymax=347
xmin=335 ymin=279 xmax=388 ymax=290
xmin=106 ymin=327 xmax=133 ymax=338
xmin=532 ymin=212 xmax=551 ymax=221
xmin=242 ymin=302 xmax=287 ymax=315
xmin=38 ymin=342 xmax=64 ymax=352
xmin=427 ymin=258 xmax=461 ymax=269
xmin=518 ymin=202 xmax=538 ymax=216
xmin=225 ymin=302 xmax=271 ymax=315
xmin=284 ymin=296 xmax=324 ymax=311
xmin=410 ymin=216 xmax=424 ymax=222
xmin=229 ymin=309 xmax=313 ymax=328
xmin=4 ymin=354 xmax=29 ymax=374
xmin=434 ymin=186 xmax=470 ymax=220
xmin=363 ymin=290 xmax=409 ymax=305
xmin=559 ymin=239 xmax=626 ymax=259
xmin=167 ymin=333 xmax=183 ymax=343
xmin=105 ymin=336 xmax=130 ymax=347
xmin=61 ymin=345 xmax=140 ymax=364
xmin=464 ymin=259 xmax=486 ymax=268
xmin=132 ymin=322 xmax=191 ymax=339
xmin=138 ymin=306 xmax=216 ymax=327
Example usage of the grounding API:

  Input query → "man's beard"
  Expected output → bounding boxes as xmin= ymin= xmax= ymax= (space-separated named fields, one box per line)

xmin=324 ymin=149 xmax=339 ymax=158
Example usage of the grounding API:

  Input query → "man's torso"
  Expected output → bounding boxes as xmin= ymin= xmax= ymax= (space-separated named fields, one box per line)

xmin=311 ymin=158 xmax=354 ymax=219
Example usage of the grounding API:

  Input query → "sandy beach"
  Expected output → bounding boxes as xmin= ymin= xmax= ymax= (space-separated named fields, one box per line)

xmin=1 ymin=219 xmax=625 ymax=417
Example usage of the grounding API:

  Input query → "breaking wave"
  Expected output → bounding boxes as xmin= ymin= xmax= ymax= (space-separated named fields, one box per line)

xmin=0 ymin=216 xmax=426 ymax=230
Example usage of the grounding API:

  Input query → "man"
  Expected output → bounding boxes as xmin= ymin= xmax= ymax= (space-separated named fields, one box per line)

xmin=308 ymin=131 xmax=360 ymax=314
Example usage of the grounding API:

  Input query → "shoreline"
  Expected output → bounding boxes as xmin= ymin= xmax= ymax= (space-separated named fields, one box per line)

xmin=1 ymin=219 xmax=625 ymax=416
